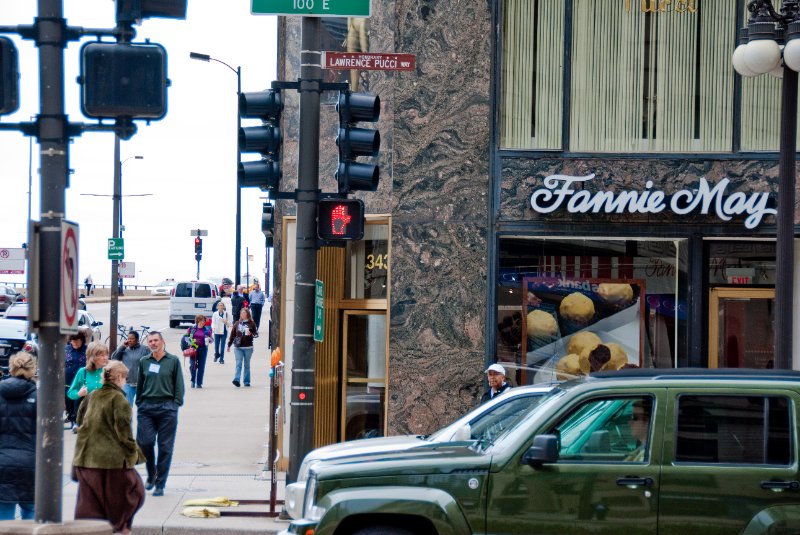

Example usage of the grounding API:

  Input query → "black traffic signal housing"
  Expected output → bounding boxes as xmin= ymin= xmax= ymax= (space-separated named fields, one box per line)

xmin=79 ymin=42 xmax=168 ymax=120
xmin=0 ymin=37 xmax=20 ymax=116
xmin=262 ymin=203 xmax=275 ymax=248
xmin=336 ymin=91 xmax=380 ymax=194
xmin=194 ymin=237 xmax=202 ymax=260
xmin=239 ymin=89 xmax=283 ymax=192
xmin=317 ymin=199 xmax=365 ymax=241
xmin=116 ymin=0 xmax=188 ymax=24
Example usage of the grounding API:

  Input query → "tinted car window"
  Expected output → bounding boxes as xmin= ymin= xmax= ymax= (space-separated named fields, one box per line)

xmin=174 ymin=283 xmax=192 ymax=298
xmin=195 ymin=284 xmax=212 ymax=298
xmin=676 ymin=395 xmax=791 ymax=465
xmin=468 ymin=395 xmax=545 ymax=443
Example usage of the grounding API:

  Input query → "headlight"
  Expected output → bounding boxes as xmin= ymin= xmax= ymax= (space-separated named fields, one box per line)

xmin=302 ymin=475 xmax=326 ymax=521
xmin=297 ymin=458 xmax=320 ymax=483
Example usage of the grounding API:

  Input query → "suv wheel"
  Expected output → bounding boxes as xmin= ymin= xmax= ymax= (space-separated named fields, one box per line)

xmin=353 ymin=527 xmax=416 ymax=535
xmin=169 ymin=320 xmax=178 ymax=328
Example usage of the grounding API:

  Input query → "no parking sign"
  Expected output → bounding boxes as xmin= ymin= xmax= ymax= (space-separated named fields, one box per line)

xmin=60 ymin=220 xmax=79 ymax=334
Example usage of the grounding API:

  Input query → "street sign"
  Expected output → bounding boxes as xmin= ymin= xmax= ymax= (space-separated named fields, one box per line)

xmin=323 ymin=52 xmax=416 ymax=71
xmin=314 ymin=279 xmax=324 ymax=342
xmin=251 ymin=0 xmax=370 ymax=17
xmin=119 ymin=261 xmax=136 ymax=278
xmin=190 ymin=229 xmax=208 ymax=236
xmin=0 ymin=247 xmax=25 ymax=274
xmin=60 ymin=220 xmax=80 ymax=334
xmin=107 ymin=237 xmax=124 ymax=260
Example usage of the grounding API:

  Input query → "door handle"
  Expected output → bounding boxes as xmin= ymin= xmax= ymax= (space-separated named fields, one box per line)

xmin=616 ymin=477 xmax=654 ymax=488
xmin=760 ymin=480 xmax=800 ymax=492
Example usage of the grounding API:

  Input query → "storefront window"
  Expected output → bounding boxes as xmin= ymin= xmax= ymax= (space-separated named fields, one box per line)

xmin=345 ymin=223 xmax=389 ymax=299
xmin=497 ymin=238 xmax=688 ymax=384
xmin=501 ymin=0 xmax=790 ymax=153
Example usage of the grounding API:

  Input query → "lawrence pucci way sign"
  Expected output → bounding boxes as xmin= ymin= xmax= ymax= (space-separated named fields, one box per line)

xmin=324 ymin=52 xmax=416 ymax=71
xmin=252 ymin=0 xmax=370 ymax=17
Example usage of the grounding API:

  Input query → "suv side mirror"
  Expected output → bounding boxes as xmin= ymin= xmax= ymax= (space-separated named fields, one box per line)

xmin=523 ymin=435 xmax=559 ymax=467
xmin=450 ymin=423 xmax=472 ymax=442
xmin=93 ymin=321 xmax=103 ymax=327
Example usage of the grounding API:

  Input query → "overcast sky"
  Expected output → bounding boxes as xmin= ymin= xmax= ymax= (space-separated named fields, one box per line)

xmin=0 ymin=1 xmax=277 ymax=287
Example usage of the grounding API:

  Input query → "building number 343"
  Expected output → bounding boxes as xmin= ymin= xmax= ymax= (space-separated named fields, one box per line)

xmin=366 ymin=254 xmax=389 ymax=271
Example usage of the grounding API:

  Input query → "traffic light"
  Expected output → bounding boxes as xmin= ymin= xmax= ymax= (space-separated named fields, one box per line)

xmin=239 ymin=89 xmax=283 ymax=192
xmin=194 ymin=237 xmax=202 ymax=260
xmin=262 ymin=203 xmax=275 ymax=248
xmin=0 ymin=37 xmax=19 ymax=116
xmin=336 ymin=91 xmax=380 ymax=194
xmin=317 ymin=199 xmax=365 ymax=241
xmin=79 ymin=42 xmax=168 ymax=120
xmin=116 ymin=0 xmax=188 ymax=24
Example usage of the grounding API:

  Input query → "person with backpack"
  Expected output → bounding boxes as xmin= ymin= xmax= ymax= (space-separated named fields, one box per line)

xmin=182 ymin=315 xmax=212 ymax=389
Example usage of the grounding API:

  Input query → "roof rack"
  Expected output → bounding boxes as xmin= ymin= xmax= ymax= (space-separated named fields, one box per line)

xmin=593 ymin=368 xmax=800 ymax=380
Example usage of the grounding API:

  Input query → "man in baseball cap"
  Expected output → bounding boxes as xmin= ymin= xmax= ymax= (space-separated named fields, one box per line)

xmin=480 ymin=363 xmax=512 ymax=405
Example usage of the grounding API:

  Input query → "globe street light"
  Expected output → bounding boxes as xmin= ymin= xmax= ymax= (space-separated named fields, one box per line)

xmin=733 ymin=0 xmax=800 ymax=369
xmin=190 ymin=51 xmax=243 ymax=284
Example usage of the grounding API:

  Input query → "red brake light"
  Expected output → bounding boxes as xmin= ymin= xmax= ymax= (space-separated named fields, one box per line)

xmin=170 ymin=288 xmax=174 ymax=297
xmin=212 ymin=289 xmax=217 ymax=297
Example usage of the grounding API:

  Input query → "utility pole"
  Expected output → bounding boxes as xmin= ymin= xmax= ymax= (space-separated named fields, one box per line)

xmin=110 ymin=135 xmax=121 ymax=352
xmin=288 ymin=16 xmax=321 ymax=483
xmin=34 ymin=0 xmax=68 ymax=522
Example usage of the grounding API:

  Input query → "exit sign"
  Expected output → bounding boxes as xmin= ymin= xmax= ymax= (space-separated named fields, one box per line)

xmin=251 ymin=0 xmax=370 ymax=17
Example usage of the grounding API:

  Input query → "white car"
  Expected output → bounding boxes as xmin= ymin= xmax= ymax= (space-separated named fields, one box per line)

xmin=283 ymin=383 xmax=556 ymax=519
xmin=168 ymin=280 xmax=220 ymax=328
xmin=0 ymin=318 xmax=38 ymax=375
xmin=4 ymin=304 xmax=101 ymax=342
xmin=151 ymin=279 xmax=175 ymax=296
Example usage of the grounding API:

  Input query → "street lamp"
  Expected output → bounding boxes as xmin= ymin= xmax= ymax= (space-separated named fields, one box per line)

xmin=190 ymin=51 xmax=243 ymax=284
xmin=732 ymin=0 xmax=800 ymax=369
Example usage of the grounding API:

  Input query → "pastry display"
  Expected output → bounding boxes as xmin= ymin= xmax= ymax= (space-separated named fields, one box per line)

xmin=526 ymin=310 xmax=558 ymax=339
xmin=597 ymin=283 xmax=634 ymax=305
xmin=555 ymin=353 xmax=589 ymax=380
xmin=603 ymin=342 xmax=629 ymax=370
xmin=567 ymin=331 xmax=602 ymax=356
xmin=559 ymin=292 xmax=596 ymax=323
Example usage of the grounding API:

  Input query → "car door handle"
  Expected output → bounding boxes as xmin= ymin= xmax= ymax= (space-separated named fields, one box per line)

xmin=760 ymin=480 xmax=800 ymax=492
xmin=616 ymin=477 xmax=654 ymax=488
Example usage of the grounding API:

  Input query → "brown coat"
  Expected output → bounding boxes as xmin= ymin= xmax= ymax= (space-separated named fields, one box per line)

xmin=73 ymin=383 xmax=144 ymax=469
xmin=227 ymin=319 xmax=257 ymax=349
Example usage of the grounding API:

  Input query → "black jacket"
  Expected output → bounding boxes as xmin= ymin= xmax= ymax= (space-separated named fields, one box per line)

xmin=230 ymin=292 xmax=248 ymax=320
xmin=479 ymin=382 xmax=511 ymax=405
xmin=0 ymin=377 xmax=36 ymax=504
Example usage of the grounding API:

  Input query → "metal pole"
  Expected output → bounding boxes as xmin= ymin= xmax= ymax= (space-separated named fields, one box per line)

xmin=289 ymin=16 xmax=321 ymax=483
xmin=246 ymin=246 xmax=250 ymax=289
xmin=775 ymin=66 xmax=797 ymax=369
xmin=236 ymin=67 xmax=242 ymax=285
xmin=35 ymin=0 xmax=67 ymax=522
xmin=110 ymin=134 xmax=121 ymax=353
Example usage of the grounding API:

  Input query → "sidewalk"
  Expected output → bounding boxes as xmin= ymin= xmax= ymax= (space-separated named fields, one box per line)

xmin=60 ymin=300 xmax=289 ymax=534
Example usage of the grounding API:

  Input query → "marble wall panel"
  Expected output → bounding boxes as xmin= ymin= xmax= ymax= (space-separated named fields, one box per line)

xmin=387 ymin=221 xmax=487 ymax=435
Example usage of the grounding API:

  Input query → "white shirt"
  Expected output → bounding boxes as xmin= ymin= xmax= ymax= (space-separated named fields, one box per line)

xmin=211 ymin=310 xmax=231 ymax=335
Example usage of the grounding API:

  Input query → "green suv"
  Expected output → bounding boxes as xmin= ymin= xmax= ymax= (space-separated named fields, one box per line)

xmin=284 ymin=369 xmax=800 ymax=535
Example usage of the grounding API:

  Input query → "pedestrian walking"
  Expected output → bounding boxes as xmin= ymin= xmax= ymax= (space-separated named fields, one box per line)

xmin=184 ymin=315 xmax=212 ymax=388
xmin=0 ymin=353 xmax=37 ymax=521
xmin=211 ymin=302 xmax=231 ymax=364
xmin=111 ymin=331 xmax=151 ymax=405
xmin=479 ymin=363 xmax=512 ymax=405
xmin=230 ymin=285 xmax=248 ymax=322
xmin=72 ymin=361 xmax=145 ymax=534
xmin=84 ymin=274 xmax=93 ymax=295
xmin=228 ymin=308 xmax=257 ymax=388
xmin=68 ymin=342 xmax=110 ymax=433
xmin=136 ymin=331 xmax=184 ymax=497
xmin=248 ymin=282 xmax=266 ymax=329
xmin=64 ymin=332 xmax=87 ymax=428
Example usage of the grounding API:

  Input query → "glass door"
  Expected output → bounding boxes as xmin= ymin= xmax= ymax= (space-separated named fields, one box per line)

xmin=708 ymin=288 xmax=775 ymax=368
xmin=341 ymin=310 xmax=387 ymax=441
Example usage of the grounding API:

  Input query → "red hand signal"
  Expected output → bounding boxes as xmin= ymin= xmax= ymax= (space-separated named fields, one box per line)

xmin=330 ymin=204 xmax=352 ymax=235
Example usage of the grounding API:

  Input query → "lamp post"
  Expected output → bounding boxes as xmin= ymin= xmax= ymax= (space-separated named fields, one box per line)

xmin=110 ymin=142 xmax=143 ymax=351
xmin=732 ymin=0 xmax=800 ymax=369
xmin=190 ymin=51 xmax=242 ymax=285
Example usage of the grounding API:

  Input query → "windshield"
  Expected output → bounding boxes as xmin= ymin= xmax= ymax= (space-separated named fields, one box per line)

xmin=428 ymin=392 xmax=548 ymax=443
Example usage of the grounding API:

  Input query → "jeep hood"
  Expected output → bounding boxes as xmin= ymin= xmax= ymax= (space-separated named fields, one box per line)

xmin=311 ymin=442 xmax=489 ymax=480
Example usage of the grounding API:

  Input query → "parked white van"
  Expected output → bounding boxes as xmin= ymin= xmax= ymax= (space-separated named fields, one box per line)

xmin=168 ymin=280 xmax=219 ymax=328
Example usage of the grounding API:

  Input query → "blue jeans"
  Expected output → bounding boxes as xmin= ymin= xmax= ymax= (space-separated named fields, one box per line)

xmin=233 ymin=347 xmax=253 ymax=386
xmin=190 ymin=345 xmax=208 ymax=387
xmin=214 ymin=333 xmax=226 ymax=360
xmin=0 ymin=502 xmax=34 ymax=520
xmin=123 ymin=384 xmax=136 ymax=405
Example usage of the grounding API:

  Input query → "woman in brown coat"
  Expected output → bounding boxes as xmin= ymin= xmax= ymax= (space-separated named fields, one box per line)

xmin=72 ymin=361 xmax=145 ymax=534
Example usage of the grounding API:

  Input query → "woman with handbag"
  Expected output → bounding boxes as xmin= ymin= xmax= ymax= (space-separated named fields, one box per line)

xmin=67 ymin=342 xmax=110 ymax=434
xmin=72 ymin=360 xmax=146 ymax=534
xmin=184 ymin=315 xmax=212 ymax=389
xmin=227 ymin=308 xmax=257 ymax=388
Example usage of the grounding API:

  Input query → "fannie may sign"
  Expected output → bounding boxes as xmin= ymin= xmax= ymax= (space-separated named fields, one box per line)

xmin=530 ymin=174 xmax=775 ymax=229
